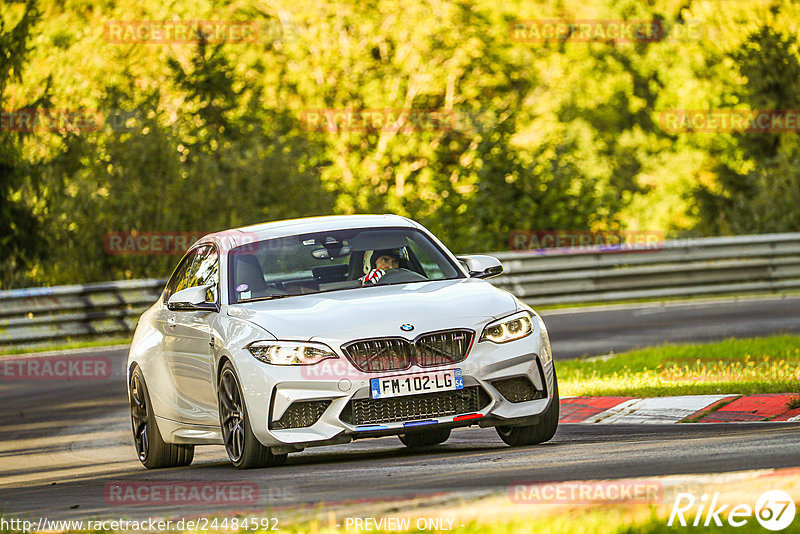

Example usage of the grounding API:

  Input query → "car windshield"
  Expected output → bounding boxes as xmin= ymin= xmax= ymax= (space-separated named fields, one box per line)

xmin=227 ymin=227 xmax=464 ymax=303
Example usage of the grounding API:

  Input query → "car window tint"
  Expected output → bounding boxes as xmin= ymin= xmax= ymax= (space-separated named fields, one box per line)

xmin=251 ymin=239 xmax=348 ymax=283
xmin=164 ymin=249 xmax=199 ymax=299
xmin=228 ymin=227 xmax=463 ymax=303
xmin=406 ymin=236 xmax=448 ymax=280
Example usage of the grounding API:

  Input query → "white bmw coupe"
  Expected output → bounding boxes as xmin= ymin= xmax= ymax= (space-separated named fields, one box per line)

xmin=127 ymin=215 xmax=559 ymax=469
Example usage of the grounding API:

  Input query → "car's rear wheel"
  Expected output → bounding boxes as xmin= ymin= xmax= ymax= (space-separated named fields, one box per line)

xmin=399 ymin=427 xmax=451 ymax=448
xmin=218 ymin=362 xmax=287 ymax=469
xmin=129 ymin=366 xmax=194 ymax=469
xmin=496 ymin=369 xmax=560 ymax=446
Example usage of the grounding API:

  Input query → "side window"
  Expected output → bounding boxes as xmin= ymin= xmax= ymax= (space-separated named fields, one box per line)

xmin=406 ymin=237 xmax=447 ymax=280
xmin=187 ymin=245 xmax=219 ymax=302
xmin=164 ymin=249 xmax=199 ymax=300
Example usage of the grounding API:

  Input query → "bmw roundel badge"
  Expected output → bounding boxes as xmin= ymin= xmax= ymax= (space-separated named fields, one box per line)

xmin=400 ymin=323 xmax=414 ymax=332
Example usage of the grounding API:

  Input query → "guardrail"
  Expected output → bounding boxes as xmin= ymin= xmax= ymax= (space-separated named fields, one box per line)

xmin=0 ymin=279 xmax=166 ymax=346
xmin=1 ymin=233 xmax=799 ymax=346
xmin=490 ymin=232 xmax=800 ymax=305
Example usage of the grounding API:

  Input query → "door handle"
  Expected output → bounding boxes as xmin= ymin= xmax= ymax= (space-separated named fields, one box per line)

xmin=167 ymin=317 xmax=177 ymax=328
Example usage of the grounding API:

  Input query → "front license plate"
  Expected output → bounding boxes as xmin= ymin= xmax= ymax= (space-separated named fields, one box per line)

xmin=370 ymin=369 xmax=463 ymax=400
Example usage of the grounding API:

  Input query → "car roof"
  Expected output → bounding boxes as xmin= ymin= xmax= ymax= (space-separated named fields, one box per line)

xmin=196 ymin=214 xmax=421 ymax=251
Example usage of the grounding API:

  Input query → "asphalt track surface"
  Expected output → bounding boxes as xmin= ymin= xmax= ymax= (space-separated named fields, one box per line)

xmin=2 ymin=296 xmax=800 ymax=521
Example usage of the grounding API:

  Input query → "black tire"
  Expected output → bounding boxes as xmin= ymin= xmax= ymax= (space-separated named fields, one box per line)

xmin=218 ymin=361 xmax=288 ymax=469
xmin=399 ymin=427 xmax=451 ymax=448
xmin=496 ymin=369 xmax=560 ymax=447
xmin=129 ymin=366 xmax=194 ymax=469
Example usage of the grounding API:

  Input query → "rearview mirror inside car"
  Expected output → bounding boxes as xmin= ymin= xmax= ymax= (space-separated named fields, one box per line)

xmin=311 ymin=246 xmax=352 ymax=260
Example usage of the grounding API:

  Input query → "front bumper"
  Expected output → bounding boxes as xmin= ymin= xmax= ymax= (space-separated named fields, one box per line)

xmin=234 ymin=330 xmax=555 ymax=451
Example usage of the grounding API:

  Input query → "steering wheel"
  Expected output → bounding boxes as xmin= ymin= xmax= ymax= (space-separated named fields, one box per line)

xmin=375 ymin=268 xmax=428 ymax=285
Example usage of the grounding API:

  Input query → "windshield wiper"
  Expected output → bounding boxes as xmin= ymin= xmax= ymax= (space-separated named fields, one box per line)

xmin=240 ymin=294 xmax=296 ymax=303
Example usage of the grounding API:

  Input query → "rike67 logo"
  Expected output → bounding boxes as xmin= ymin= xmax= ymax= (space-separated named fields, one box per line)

xmin=669 ymin=490 xmax=796 ymax=531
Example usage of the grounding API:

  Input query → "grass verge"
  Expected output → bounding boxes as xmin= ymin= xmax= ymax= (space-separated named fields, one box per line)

xmin=3 ymin=505 xmax=798 ymax=534
xmin=3 ymin=468 xmax=799 ymax=534
xmin=3 ymin=512 xmax=798 ymax=534
xmin=0 ymin=336 xmax=131 ymax=357
xmin=559 ymin=334 xmax=800 ymax=397
xmin=291 ymin=512 xmax=800 ymax=534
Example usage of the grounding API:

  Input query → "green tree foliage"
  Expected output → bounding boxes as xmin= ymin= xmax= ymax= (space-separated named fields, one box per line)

xmin=0 ymin=0 xmax=45 ymax=287
xmin=2 ymin=0 xmax=800 ymax=287
xmin=694 ymin=26 xmax=800 ymax=235
xmin=37 ymin=40 xmax=334 ymax=283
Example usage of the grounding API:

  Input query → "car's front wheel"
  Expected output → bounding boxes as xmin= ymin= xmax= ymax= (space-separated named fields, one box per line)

xmin=399 ymin=427 xmax=451 ymax=448
xmin=129 ymin=366 xmax=194 ymax=469
xmin=218 ymin=361 xmax=287 ymax=469
xmin=496 ymin=369 xmax=560 ymax=446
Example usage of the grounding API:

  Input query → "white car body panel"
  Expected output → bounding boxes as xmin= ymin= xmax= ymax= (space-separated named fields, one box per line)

xmin=229 ymin=278 xmax=517 ymax=341
xmin=127 ymin=214 xmax=557 ymax=452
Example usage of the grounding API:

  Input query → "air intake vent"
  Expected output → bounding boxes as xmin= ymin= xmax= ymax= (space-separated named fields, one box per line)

xmin=340 ymin=386 xmax=490 ymax=425
xmin=341 ymin=338 xmax=414 ymax=373
xmin=491 ymin=376 xmax=544 ymax=403
xmin=415 ymin=330 xmax=474 ymax=367
xmin=270 ymin=400 xmax=331 ymax=430
xmin=342 ymin=329 xmax=474 ymax=373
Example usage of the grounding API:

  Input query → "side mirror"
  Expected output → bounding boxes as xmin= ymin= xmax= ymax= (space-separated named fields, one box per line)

xmin=457 ymin=255 xmax=504 ymax=279
xmin=167 ymin=285 xmax=219 ymax=312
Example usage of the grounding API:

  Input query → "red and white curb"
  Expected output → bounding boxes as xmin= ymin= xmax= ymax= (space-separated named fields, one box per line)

xmin=560 ymin=393 xmax=800 ymax=424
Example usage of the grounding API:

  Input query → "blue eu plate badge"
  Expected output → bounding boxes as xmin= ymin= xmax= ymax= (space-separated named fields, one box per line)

xmin=370 ymin=378 xmax=382 ymax=399
xmin=454 ymin=368 xmax=463 ymax=389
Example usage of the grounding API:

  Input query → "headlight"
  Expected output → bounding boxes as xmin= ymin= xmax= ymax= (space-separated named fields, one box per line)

xmin=247 ymin=341 xmax=338 ymax=365
xmin=480 ymin=311 xmax=534 ymax=343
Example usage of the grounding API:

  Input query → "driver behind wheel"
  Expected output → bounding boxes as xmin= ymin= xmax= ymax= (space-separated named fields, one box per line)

xmin=361 ymin=249 xmax=401 ymax=285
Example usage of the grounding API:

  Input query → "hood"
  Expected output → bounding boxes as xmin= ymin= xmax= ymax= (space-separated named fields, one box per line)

xmin=227 ymin=278 xmax=517 ymax=342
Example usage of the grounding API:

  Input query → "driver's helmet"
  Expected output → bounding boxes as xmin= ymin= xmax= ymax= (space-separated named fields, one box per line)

xmin=370 ymin=248 xmax=404 ymax=270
